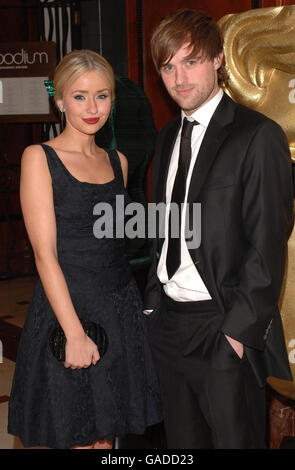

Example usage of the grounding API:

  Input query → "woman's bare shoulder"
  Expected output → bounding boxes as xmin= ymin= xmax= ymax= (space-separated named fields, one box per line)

xmin=21 ymin=144 xmax=51 ymax=179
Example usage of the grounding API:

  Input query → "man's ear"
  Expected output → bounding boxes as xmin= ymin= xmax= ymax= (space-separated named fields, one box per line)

xmin=214 ymin=51 xmax=224 ymax=70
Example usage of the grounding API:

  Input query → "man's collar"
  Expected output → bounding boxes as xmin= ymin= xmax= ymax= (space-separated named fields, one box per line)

xmin=181 ymin=88 xmax=224 ymax=127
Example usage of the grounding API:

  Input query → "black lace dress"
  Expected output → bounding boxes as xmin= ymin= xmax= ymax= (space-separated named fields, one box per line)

xmin=8 ymin=144 xmax=162 ymax=449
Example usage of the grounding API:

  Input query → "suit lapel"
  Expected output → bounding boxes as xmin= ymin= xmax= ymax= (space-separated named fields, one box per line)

xmin=155 ymin=117 xmax=181 ymax=203
xmin=153 ymin=117 xmax=180 ymax=252
xmin=187 ymin=93 xmax=236 ymax=203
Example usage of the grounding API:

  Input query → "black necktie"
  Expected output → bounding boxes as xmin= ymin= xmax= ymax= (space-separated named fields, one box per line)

xmin=166 ymin=118 xmax=198 ymax=279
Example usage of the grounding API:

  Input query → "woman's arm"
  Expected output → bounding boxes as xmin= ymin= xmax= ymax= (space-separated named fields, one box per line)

xmin=20 ymin=145 xmax=99 ymax=369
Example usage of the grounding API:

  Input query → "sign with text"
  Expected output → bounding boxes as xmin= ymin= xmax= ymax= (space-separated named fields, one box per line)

xmin=0 ymin=42 xmax=57 ymax=123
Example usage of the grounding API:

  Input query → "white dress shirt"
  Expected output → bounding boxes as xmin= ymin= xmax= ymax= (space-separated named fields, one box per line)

xmin=157 ymin=88 xmax=224 ymax=301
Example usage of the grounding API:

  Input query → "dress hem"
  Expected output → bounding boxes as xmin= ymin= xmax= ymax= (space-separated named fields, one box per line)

xmin=7 ymin=417 xmax=163 ymax=449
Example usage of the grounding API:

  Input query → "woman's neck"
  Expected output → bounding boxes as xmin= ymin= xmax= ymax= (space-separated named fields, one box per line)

xmin=55 ymin=125 xmax=98 ymax=155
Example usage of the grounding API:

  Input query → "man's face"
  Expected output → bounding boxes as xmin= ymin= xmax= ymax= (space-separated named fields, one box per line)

xmin=160 ymin=43 xmax=223 ymax=115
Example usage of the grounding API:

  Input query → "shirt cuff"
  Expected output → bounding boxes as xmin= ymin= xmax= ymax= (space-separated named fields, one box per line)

xmin=143 ymin=310 xmax=153 ymax=316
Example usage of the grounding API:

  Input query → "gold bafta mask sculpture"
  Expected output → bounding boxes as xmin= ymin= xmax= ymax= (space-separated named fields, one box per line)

xmin=218 ymin=6 xmax=295 ymax=400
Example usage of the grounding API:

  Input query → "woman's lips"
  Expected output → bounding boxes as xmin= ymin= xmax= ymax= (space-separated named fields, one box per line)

xmin=83 ymin=117 xmax=100 ymax=124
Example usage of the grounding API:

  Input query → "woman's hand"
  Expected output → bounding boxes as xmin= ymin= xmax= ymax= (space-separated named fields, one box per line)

xmin=64 ymin=333 xmax=100 ymax=369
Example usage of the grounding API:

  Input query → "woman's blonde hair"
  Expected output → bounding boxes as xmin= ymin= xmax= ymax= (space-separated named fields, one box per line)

xmin=53 ymin=49 xmax=115 ymax=104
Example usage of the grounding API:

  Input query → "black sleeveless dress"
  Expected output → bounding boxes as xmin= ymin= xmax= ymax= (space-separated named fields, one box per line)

xmin=8 ymin=144 xmax=162 ymax=449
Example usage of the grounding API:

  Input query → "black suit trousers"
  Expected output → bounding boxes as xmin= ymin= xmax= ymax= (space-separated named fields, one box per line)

xmin=147 ymin=294 xmax=266 ymax=449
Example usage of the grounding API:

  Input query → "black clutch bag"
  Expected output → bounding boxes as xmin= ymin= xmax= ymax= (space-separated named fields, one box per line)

xmin=49 ymin=318 xmax=108 ymax=362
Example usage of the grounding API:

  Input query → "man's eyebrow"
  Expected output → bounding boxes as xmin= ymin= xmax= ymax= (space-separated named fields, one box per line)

xmin=183 ymin=54 xmax=203 ymax=61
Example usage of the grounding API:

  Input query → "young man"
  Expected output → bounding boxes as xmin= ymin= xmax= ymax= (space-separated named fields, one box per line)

xmin=144 ymin=9 xmax=294 ymax=449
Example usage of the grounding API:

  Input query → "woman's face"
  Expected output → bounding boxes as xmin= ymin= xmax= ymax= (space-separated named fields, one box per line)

xmin=57 ymin=69 xmax=112 ymax=135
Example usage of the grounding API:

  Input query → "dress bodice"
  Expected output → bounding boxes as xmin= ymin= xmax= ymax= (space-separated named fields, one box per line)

xmin=41 ymin=144 xmax=131 ymax=277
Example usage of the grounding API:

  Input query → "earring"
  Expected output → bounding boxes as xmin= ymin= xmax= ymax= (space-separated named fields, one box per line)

xmin=58 ymin=107 xmax=66 ymax=129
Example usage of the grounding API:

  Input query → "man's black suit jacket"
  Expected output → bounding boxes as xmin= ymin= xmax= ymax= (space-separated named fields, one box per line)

xmin=144 ymin=92 xmax=294 ymax=387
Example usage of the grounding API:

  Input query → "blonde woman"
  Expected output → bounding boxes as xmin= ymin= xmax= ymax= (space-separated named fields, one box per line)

xmin=8 ymin=50 xmax=161 ymax=449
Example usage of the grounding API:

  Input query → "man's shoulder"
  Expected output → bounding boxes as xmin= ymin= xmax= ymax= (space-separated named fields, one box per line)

xmin=153 ymin=115 xmax=181 ymax=153
xmin=226 ymin=97 xmax=289 ymax=157
xmin=233 ymin=98 xmax=283 ymax=133
xmin=158 ymin=115 xmax=181 ymax=136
